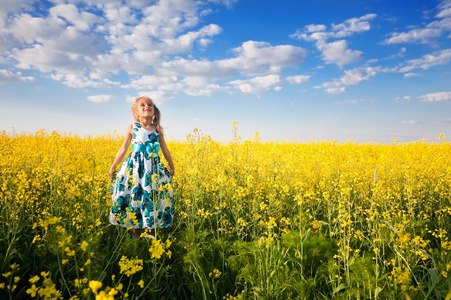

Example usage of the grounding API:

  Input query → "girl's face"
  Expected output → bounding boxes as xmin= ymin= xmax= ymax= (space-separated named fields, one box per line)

xmin=137 ymin=98 xmax=154 ymax=118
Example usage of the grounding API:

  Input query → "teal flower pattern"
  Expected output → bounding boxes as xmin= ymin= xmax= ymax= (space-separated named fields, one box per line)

xmin=110 ymin=122 xmax=174 ymax=229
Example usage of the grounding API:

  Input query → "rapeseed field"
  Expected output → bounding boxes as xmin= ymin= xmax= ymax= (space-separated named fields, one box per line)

xmin=0 ymin=126 xmax=450 ymax=299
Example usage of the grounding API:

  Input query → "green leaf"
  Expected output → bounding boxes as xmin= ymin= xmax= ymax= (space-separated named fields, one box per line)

xmin=333 ymin=283 xmax=347 ymax=295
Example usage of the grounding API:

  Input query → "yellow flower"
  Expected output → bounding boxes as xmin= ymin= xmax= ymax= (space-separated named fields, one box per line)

xmin=3 ymin=271 xmax=11 ymax=278
xmin=149 ymin=239 xmax=165 ymax=259
xmin=89 ymin=280 xmax=102 ymax=294
xmin=80 ymin=241 xmax=89 ymax=252
xmin=62 ymin=259 xmax=69 ymax=265
xmin=56 ymin=226 xmax=65 ymax=234
xmin=138 ymin=279 xmax=144 ymax=288
xmin=108 ymin=288 xmax=118 ymax=296
xmin=32 ymin=235 xmax=41 ymax=244
xmin=26 ymin=284 xmax=39 ymax=297
xmin=74 ymin=279 xmax=83 ymax=288
xmin=29 ymin=275 xmax=40 ymax=284
xmin=64 ymin=247 xmax=76 ymax=256
xmin=85 ymin=259 xmax=91 ymax=266
xmin=118 ymin=256 xmax=143 ymax=277
xmin=209 ymin=269 xmax=222 ymax=278
xmin=96 ymin=290 xmax=112 ymax=300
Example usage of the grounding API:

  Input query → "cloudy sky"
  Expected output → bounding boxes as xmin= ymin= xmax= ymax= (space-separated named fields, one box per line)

xmin=1 ymin=0 xmax=450 ymax=143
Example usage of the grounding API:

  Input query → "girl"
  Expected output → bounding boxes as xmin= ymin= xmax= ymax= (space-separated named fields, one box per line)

xmin=108 ymin=96 xmax=175 ymax=238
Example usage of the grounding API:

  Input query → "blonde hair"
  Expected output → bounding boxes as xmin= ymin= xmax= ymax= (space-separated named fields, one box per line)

xmin=131 ymin=96 xmax=161 ymax=129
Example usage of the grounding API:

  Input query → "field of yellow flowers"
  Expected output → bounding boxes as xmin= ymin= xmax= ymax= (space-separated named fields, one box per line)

xmin=1 ymin=125 xmax=450 ymax=299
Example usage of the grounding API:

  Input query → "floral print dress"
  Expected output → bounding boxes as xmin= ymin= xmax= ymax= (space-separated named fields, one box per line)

xmin=110 ymin=122 xmax=174 ymax=229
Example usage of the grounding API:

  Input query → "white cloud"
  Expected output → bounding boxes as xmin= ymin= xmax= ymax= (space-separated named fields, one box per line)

xmin=0 ymin=69 xmax=34 ymax=85
xmin=330 ymin=14 xmax=376 ymax=37
xmin=228 ymin=74 xmax=281 ymax=94
xmin=103 ymin=6 xmax=136 ymax=23
xmin=87 ymin=95 xmax=114 ymax=103
xmin=7 ymin=13 xmax=66 ymax=44
xmin=124 ymin=92 xmax=171 ymax=105
xmin=323 ymin=84 xmax=346 ymax=95
xmin=386 ymin=47 xmax=406 ymax=59
xmin=13 ymin=44 xmax=84 ymax=73
xmin=0 ymin=0 xmax=34 ymax=27
xmin=137 ymin=91 xmax=173 ymax=105
xmin=208 ymin=0 xmax=239 ymax=8
xmin=398 ymin=49 xmax=451 ymax=72
xmin=395 ymin=95 xmax=412 ymax=101
xmin=403 ymin=72 xmax=422 ymax=78
xmin=321 ymin=66 xmax=382 ymax=94
xmin=162 ymin=24 xmax=222 ymax=53
xmin=333 ymin=99 xmax=374 ymax=105
xmin=438 ymin=0 xmax=451 ymax=17
xmin=0 ymin=1 xmax=309 ymax=97
xmin=161 ymin=41 xmax=307 ymax=79
xmin=0 ymin=0 xmax=219 ymax=89
xmin=383 ymin=0 xmax=451 ymax=45
xmin=49 ymin=4 xmax=101 ymax=31
xmin=384 ymin=28 xmax=442 ymax=45
xmin=123 ymin=74 xmax=226 ymax=97
xmin=7 ymin=12 xmax=108 ymax=80
xmin=290 ymin=14 xmax=375 ymax=66
xmin=184 ymin=84 xmax=224 ymax=96
xmin=286 ymin=75 xmax=310 ymax=84
xmin=305 ymin=24 xmax=326 ymax=32
xmin=418 ymin=91 xmax=451 ymax=102
xmin=181 ymin=76 xmax=225 ymax=96
xmin=51 ymin=73 xmax=119 ymax=88
xmin=122 ymin=75 xmax=179 ymax=90
xmin=402 ymin=120 xmax=420 ymax=125
xmin=227 ymin=41 xmax=308 ymax=75
xmin=437 ymin=118 xmax=451 ymax=124
xmin=291 ymin=14 xmax=376 ymax=41
xmin=316 ymin=40 xmax=363 ymax=66
xmin=340 ymin=67 xmax=380 ymax=85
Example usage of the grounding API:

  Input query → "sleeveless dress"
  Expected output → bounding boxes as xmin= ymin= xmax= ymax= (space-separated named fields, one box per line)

xmin=109 ymin=122 xmax=174 ymax=229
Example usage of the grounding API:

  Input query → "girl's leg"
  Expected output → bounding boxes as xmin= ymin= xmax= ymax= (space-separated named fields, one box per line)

xmin=131 ymin=228 xmax=142 ymax=238
xmin=131 ymin=228 xmax=155 ymax=238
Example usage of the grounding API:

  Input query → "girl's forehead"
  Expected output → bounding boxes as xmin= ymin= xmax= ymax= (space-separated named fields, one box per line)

xmin=138 ymin=98 xmax=153 ymax=105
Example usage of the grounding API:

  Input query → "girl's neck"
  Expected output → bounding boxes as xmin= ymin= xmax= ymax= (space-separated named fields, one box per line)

xmin=139 ymin=118 xmax=154 ymax=130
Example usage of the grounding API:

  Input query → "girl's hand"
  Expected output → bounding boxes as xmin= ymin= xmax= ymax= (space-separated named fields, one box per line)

xmin=169 ymin=168 xmax=175 ymax=177
xmin=108 ymin=168 xmax=115 ymax=178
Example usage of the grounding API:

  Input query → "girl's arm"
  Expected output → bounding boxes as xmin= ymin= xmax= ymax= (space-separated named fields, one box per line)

xmin=158 ymin=127 xmax=175 ymax=177
xmin=108 ymin=124 xmax=133 ymax=178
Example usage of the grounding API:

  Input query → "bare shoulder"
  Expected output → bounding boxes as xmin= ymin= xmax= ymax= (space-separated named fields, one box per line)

xmin=125 ymin=123 xmax=133 ymax=136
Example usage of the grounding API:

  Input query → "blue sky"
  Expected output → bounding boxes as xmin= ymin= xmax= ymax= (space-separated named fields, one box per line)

xmin=1 ymin=0 xmax=450 ymax=143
